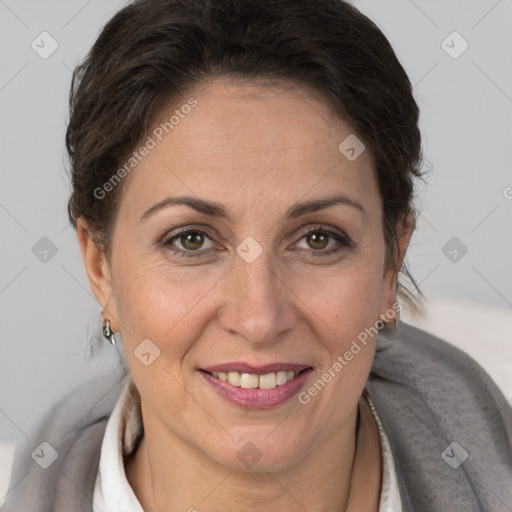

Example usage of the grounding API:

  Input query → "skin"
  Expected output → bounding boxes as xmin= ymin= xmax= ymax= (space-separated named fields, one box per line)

xmin=78 ymin=76 xmax=414 ymax=511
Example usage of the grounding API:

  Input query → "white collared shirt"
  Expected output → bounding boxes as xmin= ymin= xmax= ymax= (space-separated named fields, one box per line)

xmin=92 ymin=379 xmax=402 ymax=512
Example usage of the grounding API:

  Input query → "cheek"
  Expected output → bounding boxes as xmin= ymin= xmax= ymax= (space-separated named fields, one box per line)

xmin=112 ymin=256 xmax=223 ymax=357
xmin=293 ymin=254 xmax=384 ymax=332
xmin=291 ymin=265 xmax=382 ymax=428
xmin=112 ymin=259 xmax=223 ymax=414
xmin=290 ymin=252 xmax=383 ymax=378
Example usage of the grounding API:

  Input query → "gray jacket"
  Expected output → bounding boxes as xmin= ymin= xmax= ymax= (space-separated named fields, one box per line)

xmin=3 ymin=320 xmax=512 ymax=511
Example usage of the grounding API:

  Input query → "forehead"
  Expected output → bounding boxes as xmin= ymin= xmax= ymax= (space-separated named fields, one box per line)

xmin=119 ymin=77 xmax=380 ymax=220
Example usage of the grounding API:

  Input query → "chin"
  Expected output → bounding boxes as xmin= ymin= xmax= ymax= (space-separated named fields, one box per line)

xmin=202 ymin=431 xmax=308 ymax=473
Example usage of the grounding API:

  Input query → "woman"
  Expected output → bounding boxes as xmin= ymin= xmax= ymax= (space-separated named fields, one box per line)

xmin=3 ymin=0 xmax=511 ymax=510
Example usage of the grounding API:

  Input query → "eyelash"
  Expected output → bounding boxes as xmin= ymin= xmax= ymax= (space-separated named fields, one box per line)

xmin=161 ymin=225 xmax=352 ymax=259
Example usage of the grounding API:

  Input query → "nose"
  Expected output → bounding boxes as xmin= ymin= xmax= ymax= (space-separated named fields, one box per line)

xmin=217 ymin=247 xmax=297 ymax=347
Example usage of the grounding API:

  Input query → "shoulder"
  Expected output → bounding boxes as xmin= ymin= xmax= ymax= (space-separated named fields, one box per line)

xmin=370 ymin=316 xmax=512 ymax=450
xmin=31 ymin=369 xmax=130 ymax=437
xmin=401 ymin=297 xmax=512 ymax=399
xmin=3 ymin=370 xmax=131 ymax=511
xmin=372 ymin=318 xmax=510 ymax=400
xmin=368 ymin=319 xmax=512 ymax=509
xmin=371 ymin=319 xmax=512 ymax=424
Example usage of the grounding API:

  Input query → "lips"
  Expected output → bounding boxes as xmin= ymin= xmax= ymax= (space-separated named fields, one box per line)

xmin=199 ymin=362 xmax=313 ymax=409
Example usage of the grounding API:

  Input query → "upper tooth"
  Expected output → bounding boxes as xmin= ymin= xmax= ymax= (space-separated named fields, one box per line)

xmin=276 ymin=371 xmax=288 ymax=385
xmin=259 ymin=372 xmax=277 ymax=389
xmin=227 ymin=372 xmax=241 ymax=387
xmin=240 ymin=373 xmax=259 ymax=389
xmin=212 ymin=370 xmax=299 ymax=389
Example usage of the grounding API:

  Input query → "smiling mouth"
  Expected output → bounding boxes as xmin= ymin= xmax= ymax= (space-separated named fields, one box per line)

xmin=199 ymin=365 xmax=314 ymax=409
xmin=200 ymin=368 xmax=310 ymax=390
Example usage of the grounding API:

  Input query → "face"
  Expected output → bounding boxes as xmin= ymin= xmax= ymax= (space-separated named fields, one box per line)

xmin=81 ymin=76 xmax=408 ymax=472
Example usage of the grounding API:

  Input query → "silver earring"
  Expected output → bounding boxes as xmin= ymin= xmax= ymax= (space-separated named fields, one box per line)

xmin=102 ymin=318 xmax=116 ymax=346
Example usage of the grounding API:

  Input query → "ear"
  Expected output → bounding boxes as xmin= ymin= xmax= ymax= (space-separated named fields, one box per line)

xmin=379 ymin=212 xmax=415 ymax=322
xmin=76 ymin=218 xmax=120 ymax=331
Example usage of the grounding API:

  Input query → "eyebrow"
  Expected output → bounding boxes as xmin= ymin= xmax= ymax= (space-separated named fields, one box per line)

xmin=139 ymin=193 xmax=366 ymax=223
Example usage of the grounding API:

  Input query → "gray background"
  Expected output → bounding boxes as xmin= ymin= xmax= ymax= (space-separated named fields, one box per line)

xmin=1 ymin=0 xmax=511 ymax=443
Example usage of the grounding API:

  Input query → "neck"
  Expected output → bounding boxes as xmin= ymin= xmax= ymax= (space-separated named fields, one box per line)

xmin=126 ymin=394 xmax=381 ymax=512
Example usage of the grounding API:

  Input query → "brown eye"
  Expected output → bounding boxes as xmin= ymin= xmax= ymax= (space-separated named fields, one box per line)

xmin=294 ymin=227 xmax=351 ymax=256
xmin=163 ymin=228 xmax=217 ymax=258
xmin=179 ymin=231 xmax=205 ymax=251
xmin=306 ymin=231 xmax=330 ymax=250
